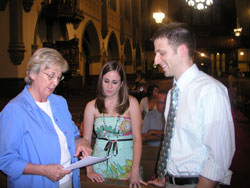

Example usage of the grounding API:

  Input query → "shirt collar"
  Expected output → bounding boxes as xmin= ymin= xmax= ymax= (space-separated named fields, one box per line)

xmin=23 ymin=85 xmax=53 ymax=110
xmin=174 ymin=64 xmax=200 ymax=92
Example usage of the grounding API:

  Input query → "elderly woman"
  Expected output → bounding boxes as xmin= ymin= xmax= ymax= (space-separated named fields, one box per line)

xmin=0 ymin=48 xmax=91 ymax=188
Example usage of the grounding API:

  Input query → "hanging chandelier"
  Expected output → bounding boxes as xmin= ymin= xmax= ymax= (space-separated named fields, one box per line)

xmin=233 ymin=0 xmax=242 ymax=37
xmin=234 ymin=18 xmax=242 ymax=37
xmin=153 ymin=12 xmax=165 ymax=23
xmin=186 ymin=0 xmax=213 ymax=10
xmin=152 ymin=0 xmax=165 ymax=23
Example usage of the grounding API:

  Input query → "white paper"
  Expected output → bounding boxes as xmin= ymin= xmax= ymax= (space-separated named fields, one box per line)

xmin=65 ymin=156 xmax=110 ymax=170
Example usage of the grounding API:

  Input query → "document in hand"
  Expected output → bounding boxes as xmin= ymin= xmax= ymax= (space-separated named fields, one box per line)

xmin=65 ymin=156 xmax=111 ymax=170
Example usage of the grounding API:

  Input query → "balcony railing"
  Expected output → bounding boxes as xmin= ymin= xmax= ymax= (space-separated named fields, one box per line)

xmin=42 ymin=0 xmax=84 ymax=28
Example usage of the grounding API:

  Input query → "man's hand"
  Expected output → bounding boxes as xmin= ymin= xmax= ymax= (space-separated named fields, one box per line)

xmin=147 ymin=177 xmax=165 ymax=187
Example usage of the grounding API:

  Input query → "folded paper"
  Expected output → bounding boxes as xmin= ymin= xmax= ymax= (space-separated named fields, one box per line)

xmin=65 ymin=156 xmax=110 ymax=170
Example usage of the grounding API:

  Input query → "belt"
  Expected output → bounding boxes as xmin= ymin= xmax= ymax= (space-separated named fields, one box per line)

xmin=166 ymin=174 xmax=199 ymax=185
xmin=97 ymin=137 xmax=132 ymax=156
xmin=97 ymin=137 xmax=133 ymax=168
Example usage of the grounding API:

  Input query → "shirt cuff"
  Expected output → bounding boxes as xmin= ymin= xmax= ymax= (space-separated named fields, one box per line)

xmin=200 ymin=159 xmax=233 ymax=185
xmin=6 ymin=159 xmax=27 ymax=179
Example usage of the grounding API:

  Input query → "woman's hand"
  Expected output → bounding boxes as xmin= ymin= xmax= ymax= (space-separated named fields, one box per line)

xmin=43 ymin=164 xmax=71 ymax=182
xmin=124 ymin=170 xmax=147 ymax=188
xmin=86 ymin=167 xmax=105 ymax=183
xmin=74 ymin=138 xmax=92 ymax=158
xmin=147 ymin=177 xmax=165 ymax=187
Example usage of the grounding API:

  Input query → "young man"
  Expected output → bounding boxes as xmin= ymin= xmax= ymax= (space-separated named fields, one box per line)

xmin=142 ymin=91 xmax=167 ymax=147
xmin=148 ymin=22 xmax=235 ymax=188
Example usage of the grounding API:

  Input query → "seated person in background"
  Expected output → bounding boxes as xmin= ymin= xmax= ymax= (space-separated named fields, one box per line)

xmin=134 ymin=80 xmax=147 ymax=102
xmin=141 ymin=91 xmax=167 ymax=147
xmin=140 ymin=84 xmax=159 ymax=119
xmin=228 ymin=67 xmax=243 ymax=118
xmin=134 ymin=70 xmax=146 ymax=90
xmin=130 ymin=70 xmax=147 ymax=102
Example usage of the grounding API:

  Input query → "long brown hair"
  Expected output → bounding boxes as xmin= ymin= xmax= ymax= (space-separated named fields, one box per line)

xmin=96 ymin=61 xmax=129 ymax=115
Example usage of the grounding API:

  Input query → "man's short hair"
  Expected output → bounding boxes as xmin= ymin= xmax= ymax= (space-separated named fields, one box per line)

xmin=151 ymin=22 xmax=196 ymax=58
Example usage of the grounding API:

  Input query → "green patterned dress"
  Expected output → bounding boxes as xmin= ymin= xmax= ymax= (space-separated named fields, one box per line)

xmin=92 ymin=116 xmax=133 ymax=179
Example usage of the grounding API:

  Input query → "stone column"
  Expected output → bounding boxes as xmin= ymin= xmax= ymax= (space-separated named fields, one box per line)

xmin=8 ymin=0 xmax=26 ymax=65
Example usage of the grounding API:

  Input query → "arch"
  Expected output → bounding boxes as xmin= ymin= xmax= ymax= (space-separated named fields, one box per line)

xmin=210 ymin=53 xmax=215 ymax=75
xmin=222 ymin=53 xmax=226 ymax=73
xmin=81 ymin=21 xmax=100 ymax=84
xmin=135 ymin=44 xmax=142 ymax=70
xmin=216 ymin=52 xmax=220 ymax=76
xmin=124 ymin=38 xmax=132 ymax=65
xmin=82 ymin=21 xmax=100 ymax=63
xmin=107 ymin=31 xmax=119 ymax=61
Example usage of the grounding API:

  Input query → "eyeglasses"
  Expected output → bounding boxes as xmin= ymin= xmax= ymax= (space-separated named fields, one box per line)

xmin=42 ymin=72 xmax=64 ymax=82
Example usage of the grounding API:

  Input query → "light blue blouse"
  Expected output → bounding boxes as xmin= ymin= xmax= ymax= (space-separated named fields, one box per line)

xmin=0 ymin=85 xmax=80 ymax=188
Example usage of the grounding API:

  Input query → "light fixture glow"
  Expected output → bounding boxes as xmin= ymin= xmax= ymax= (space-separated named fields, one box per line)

xmin=234 ymin=18 xmax=242 ymax=37
xmin=234 ymin=27 xmax=242 ymax=36
xmin=153 ymin=63 xmax=158 ymax=68
xmin=153 ymin=12 xmax=165 ymax=23
xmin=240 ymin=51 xmax=244 ymax=56
xmin=234 ymin=0 xmax=243 ymax=37
xmin=186 ymin=0 xmax=213 ymax=10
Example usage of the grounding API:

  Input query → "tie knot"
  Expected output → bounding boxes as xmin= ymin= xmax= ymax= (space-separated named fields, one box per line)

xmin=172 ymin=84 xmax=179 ymax=94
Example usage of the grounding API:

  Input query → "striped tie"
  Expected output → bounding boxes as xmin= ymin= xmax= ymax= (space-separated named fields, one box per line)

xmin=157 ymin=84 xmax=179 ymax=179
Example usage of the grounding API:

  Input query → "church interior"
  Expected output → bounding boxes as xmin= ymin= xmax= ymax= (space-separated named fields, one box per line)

xmin=0 ymin=0 xmax=250 ymax=187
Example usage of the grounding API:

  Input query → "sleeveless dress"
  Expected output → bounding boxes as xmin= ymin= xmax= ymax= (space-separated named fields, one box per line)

xmin=92 ymin=116 xmax=133 ymax=179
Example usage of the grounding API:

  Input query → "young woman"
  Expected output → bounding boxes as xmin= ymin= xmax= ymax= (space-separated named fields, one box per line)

xmin=83 ymin=61 xmax=146 ymax=187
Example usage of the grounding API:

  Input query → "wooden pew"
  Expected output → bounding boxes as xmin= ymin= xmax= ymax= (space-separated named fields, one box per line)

xmin=0 ymin=171 xmax=7 ymax=188
xmin=142 ymin=145 xmax=160 ymax=161
xmin=141 ymin=145 xmax=160 ymax=181
xmin=0 ymin=171 xmax=158 ymax=188
xmin=80 ymin=145 xmax=161 ymax=183
xmin=80 ymin=174 xmax=158 ymax=188
xmin=0 ymin=145 xmax=161 ymax=188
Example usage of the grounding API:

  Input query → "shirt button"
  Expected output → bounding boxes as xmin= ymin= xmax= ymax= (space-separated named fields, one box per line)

xmin=64 ymin=131 xmax=67 ymax=134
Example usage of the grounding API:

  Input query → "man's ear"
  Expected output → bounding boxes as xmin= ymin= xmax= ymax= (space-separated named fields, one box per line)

xmin=177 ymin=44 xmax=188 ymax=57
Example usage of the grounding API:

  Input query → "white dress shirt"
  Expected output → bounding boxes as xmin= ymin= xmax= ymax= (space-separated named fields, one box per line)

xmin=164 ymin=64 xmax=235 ymax=185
